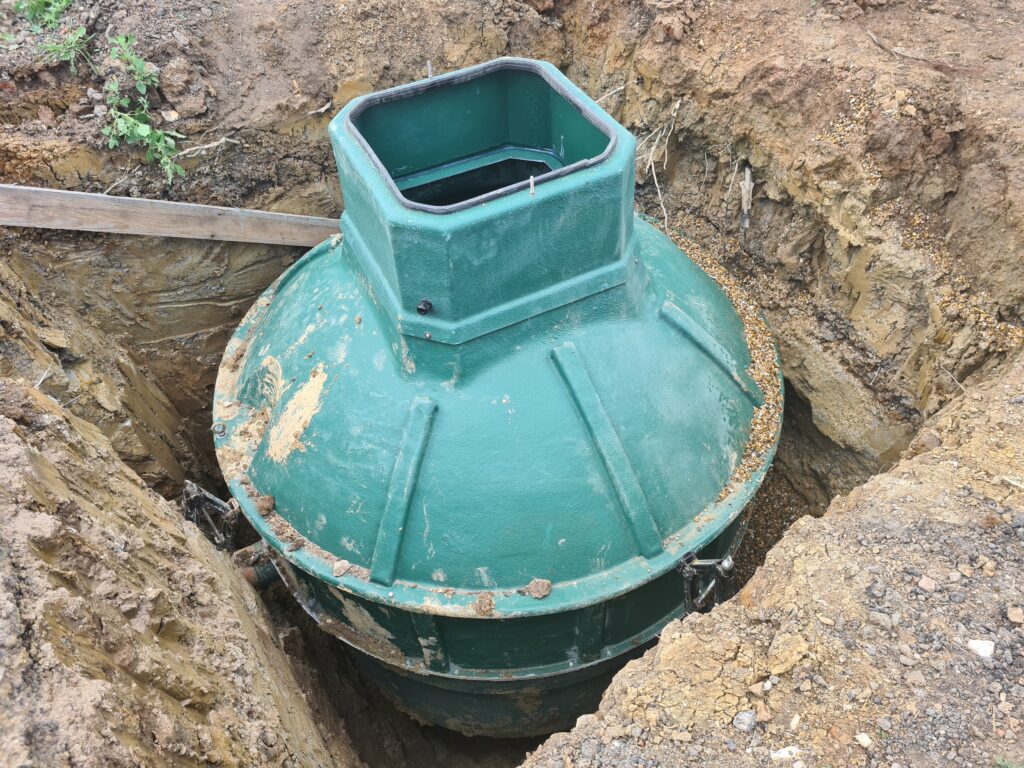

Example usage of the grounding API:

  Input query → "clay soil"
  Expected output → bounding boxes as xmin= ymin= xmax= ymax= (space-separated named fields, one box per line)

xmin=2 ymin=0 xmax=1023 ymax=766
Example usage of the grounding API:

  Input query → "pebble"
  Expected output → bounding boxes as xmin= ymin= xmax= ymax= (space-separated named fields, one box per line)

xmin=733 ymin=710 xmax=757 ymax=733
xmin=918 ymin=575 xmax=938 ymax=592
xmin=855 ymin=732 xmax=873 ymax=749
xmin=968 ymin=639 xmax=995 ymax=658
xmin=906 ymin=670 xmax=926 ymax=685
xmin=1007 ymin=606 xmax=1024 ymax=625
xmin=877 ymin=716 xmax=893 ymax=732
xmin=770 ymin=745 xmax=800 ymax=760
xmin=869 ymin=611 xmax=893 ymax=629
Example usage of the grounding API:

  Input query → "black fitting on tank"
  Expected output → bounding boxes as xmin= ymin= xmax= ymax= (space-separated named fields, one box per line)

xmin=417 ymin=299 xmax=433 ymax=315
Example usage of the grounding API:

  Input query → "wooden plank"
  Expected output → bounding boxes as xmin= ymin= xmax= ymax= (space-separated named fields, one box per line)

xmin=0 ymin=184 xmax=340 ymax=247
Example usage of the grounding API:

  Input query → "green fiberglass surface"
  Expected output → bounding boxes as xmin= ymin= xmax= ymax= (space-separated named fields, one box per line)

xmin=213 ymin=58 xmax=781 ymax=736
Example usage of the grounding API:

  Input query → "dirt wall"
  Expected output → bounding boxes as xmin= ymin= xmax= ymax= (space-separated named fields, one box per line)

xmin=0 ymin=378 xmax=361 ymax=767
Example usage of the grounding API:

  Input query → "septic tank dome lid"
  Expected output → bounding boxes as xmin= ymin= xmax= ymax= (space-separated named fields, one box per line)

xmin=213 ymin=58 xmax=783 ymax=622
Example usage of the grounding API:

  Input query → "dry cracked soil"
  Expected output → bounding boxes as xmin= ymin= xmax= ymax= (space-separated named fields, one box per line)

xmin=1 ymin=0 xmax=1023 ymax=766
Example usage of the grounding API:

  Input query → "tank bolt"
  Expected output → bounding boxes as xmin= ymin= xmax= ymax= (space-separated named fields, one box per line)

xmin=718 ymin=556 xmax=734 ymax=574
xmin=417 ymin=299 xmax=433 ymax=315
xmin=424 ymin=332 xmax=432 ymax=340
xmin=213 ymin=423 xmax=226 ymax=437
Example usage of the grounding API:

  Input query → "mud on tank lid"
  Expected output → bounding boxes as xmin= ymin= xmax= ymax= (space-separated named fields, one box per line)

xmin=212 ymin=57 xmax=782 ymax=737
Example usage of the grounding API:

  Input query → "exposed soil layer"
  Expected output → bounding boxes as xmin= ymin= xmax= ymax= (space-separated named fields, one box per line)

xmin=0 ymin=380 xmax=361 ymax=767
xmin=2 ymin=0 xmax=1023 ymax=765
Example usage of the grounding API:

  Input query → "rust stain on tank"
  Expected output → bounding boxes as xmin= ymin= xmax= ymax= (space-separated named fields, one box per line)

xmin=267 ymin=363 xmax=327 ymax=463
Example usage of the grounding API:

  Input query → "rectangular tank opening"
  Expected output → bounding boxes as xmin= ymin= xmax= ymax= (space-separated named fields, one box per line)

xmin=398 ymin=154 xmax=557 ymax=206
xmin=348 ymin=62 xmax=613 ymax=210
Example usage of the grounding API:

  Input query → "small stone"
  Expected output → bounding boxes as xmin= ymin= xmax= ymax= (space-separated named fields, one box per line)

xmin=905 ymin=670 xmax=926 ymax=685
xmin=855 ymin=732 xmax=873 ymax=749
xmin=1007 ymin=606 xmax=1024 ymax=625
xmin=732 ymin=710 xmax=757 ymax=733
xmin=901 ymin=104 xmax=917 ymax=117
xmin=755 ymin=701 xmax=772 ymax=723
xmin=958 ymin=563 xmax=974 ymax=577
xmin=798 ymin=679 xmax=812 ymax=692
xmin=770 ymin=745 xmax=800 ymax=760
xmin=917 ymin=575 xmax=938 ymax=592
xmin=869 ymin=611 xmax=892 ymax=630
xmin=968 ymin=639 xmax=995 ymax=659
xmin=789 ymin=714 xmax=800 ymax=730
xmin=86 ymin=87 xmax=103 ymax=102
xmin=161 ymin=109 xmax=180 ymax=123
xmin=69 ymin=100 xmax=93 ymax=117
xmin=877 ymin=717 xmax=892 ymax=732
xmin=93 ymin=104 xmax=108 ymax=118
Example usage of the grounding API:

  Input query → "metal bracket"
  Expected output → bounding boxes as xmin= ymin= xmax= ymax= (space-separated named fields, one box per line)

xmin=678 ymin=552 xmax=737 ymax=611
xmin=181 ymin=480 xmax=241 ymax=550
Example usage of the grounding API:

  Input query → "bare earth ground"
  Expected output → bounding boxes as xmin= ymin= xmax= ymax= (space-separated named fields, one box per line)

xmin=1 ymin=0 xmax=1023 ymax=765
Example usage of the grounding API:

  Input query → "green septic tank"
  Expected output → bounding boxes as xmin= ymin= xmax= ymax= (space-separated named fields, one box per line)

xmin=213 ymin=58 xmax=782 ymax=737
